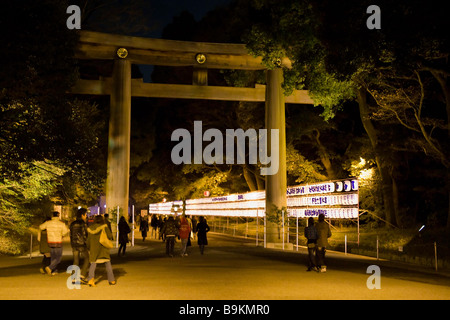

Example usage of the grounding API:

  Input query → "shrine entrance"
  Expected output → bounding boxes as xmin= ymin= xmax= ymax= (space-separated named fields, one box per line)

xmin=71 ymin=30 xmax=314 ymax=243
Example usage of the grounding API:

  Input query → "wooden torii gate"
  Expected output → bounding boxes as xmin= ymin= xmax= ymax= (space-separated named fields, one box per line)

xmin=71 ymin=31 xmax=313 ymax=243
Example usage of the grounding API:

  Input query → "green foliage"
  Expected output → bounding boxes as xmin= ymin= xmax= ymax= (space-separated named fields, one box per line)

xmin=0 ymin=234 xmax=29 ymax=255
xmin=0 ymin=161 xmax=65 ymax=241
xmin=348 ymin=157 xmax=384 ymax=222
xmin=174 ymin=165 xmax=231 ymax=200
xmin=307 ymin=70 xmax=356 ymax=120
xmin=286 ymin=145 xmax=327 ymax=183
xmin=243 ymin=0 xmax=357 ymax=120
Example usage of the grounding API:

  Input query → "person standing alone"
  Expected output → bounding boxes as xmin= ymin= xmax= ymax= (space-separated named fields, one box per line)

xmin=196 ymin=216 xmax=210 ymax=255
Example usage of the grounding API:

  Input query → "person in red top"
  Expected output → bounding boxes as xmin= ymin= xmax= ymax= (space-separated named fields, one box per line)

xmin=179 ymin=214 xmax=191 ymax=257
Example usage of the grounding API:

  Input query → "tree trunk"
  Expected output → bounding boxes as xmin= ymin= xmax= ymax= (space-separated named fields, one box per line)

xmin=447 ymin=168 xmax=450 ymax=229
xmin=392 ymin=170 xmax=402 ymax=227
xmin=255 ymin=172 xmax=265 ymax=190
xmin=243 ymin=165 xmax=257 ymax=192
xmin=376 ymin=157 xmax=397 ymax=227
xmin=312 ymin=129 xmax=337 ymax=179
xmin=430 ymin=71 xmax=450 ymax=228
xmin=357 ymin=87 xmax=398 ymax=227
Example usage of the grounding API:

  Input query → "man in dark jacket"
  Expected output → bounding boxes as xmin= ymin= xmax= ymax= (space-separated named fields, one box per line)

xmin=69 ymin=208 xmax=90 ymax=281
xmin=304 ymin=217 xmax=318 ymax=272
xmin=161 ymin=216 xmax=179 ymax=257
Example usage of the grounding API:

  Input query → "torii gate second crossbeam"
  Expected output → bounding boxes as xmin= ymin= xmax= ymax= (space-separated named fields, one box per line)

xmin=71 ymin=31 xmax=314 ymax=244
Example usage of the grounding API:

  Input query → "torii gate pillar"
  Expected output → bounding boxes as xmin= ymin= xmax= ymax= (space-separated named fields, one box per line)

xmin=106 ymin=58 xmax=131 ymax=216
xmin=265 ymin=68 xmax=287 ymax=244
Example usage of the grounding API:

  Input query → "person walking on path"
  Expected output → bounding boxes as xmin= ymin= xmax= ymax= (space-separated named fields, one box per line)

xmin=179 ymin=214 xmax=191 ymax=256
xmin=118 ymin=216 xmax=131 ymax=256
xmin=69 ymin=208 xmax=90 ymax=281
xmin=316 ymin=214 xmax=332 ymax=273
xmin=140 ymin=216 xmax=149 ymax=242
xmin=161 ymin=215 xmax=179 ymax=257
xmin=39 ymin=211 xmax=69 ymax=275
xmin=150 ymin=214 xmax=159 ymax=239
xmin=304 ymin=217 xmax=318 ymax=272
xmin=86 ymin=215 xmax=116 ymax=286
xmin=38 ymin=217 xmax=51 ymax=274
xmin=158 ymin=216 xmax=165 ymax=241
xmin=196 ymin=216 xmax=210 ymax=255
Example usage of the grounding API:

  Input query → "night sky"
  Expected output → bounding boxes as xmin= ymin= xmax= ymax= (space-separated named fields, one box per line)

xmin=136 ymin=0 xmax=233 ymax=82
xmin=75 ymin=0 xmax=233 ymax=82
xmin=148 ymin=0 xmax=233 ymax=34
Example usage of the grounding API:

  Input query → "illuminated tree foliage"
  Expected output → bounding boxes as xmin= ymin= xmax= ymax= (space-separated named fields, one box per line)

xmin=0 ymin=161 xmax=66 ymax=254
xmin=0 ymin=1 xmax=105 ymax=252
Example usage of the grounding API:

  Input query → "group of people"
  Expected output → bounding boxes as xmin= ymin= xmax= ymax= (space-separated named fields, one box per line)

xmin=117 ymin=213 xmax=211 ymax=257
xmin=303 ymin=213 xmax=332 ymax=272
xmin=37 ymin=208 xmax=331 ymax=287
xmin=37 ymin=209 xmax=212 ymax=286
xmin=159 ymin=214 xmax=210 ymax=257
xmin=148 ymin=214 xmax=185 ymax=240
xmin=38 ymin=209 xmax=116 ymax=287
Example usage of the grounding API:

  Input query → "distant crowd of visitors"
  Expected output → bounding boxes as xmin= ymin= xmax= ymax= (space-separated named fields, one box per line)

xmin=150 ymin=214 xmax=210 ymax=257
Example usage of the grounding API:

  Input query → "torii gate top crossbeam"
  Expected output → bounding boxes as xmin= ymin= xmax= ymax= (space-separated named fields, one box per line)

xmin=73 ymin=31 xmax=313 ymax=104
xmin=76 ymin=30 xmax=292 ymax=70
